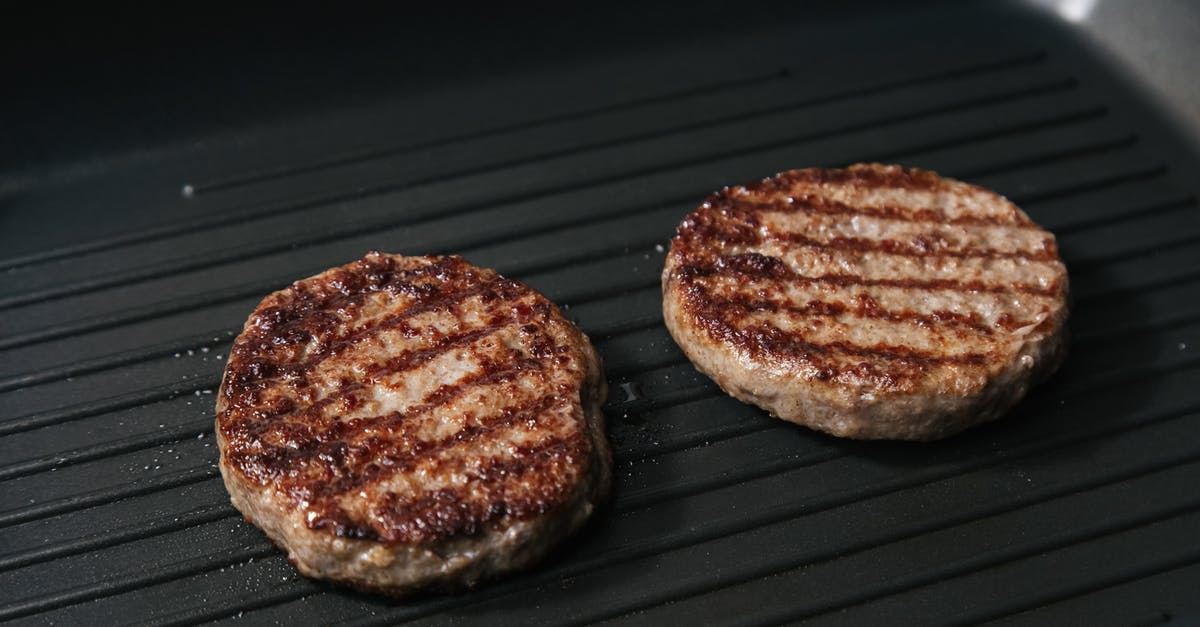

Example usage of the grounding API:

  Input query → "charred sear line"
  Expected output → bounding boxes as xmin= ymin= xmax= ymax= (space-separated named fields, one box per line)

xmin=761 ymin=163 xmax=946 ymax=192
xmin=695 ymin=288 xmax=1001 ymax=334
xmin=218 ymin=253 xmax=597 ymax=551
xmin=766 ymin=232 xmax=1057 ymax=262
xmin=220 ymin=322 xmax=503 ymax=412
xmin=670 ymin=253 xmax=1059 ymax=297
xmin=248 ymin=349 xmax=543 ymax=444
xmin=413 ymin=354 xmax=546 ymax=411
xmin=223 ymin=273 xmax=533 ymax=411
xmin=228 ymin=392 xmax=560 ymax=511
xmin=689 ymin=302 xmax=989 ymax=367
xmin=681 ymin=312 xmax=989 ymax=392
xmin=225 ymin=348 xmax=554 ymax=490
xmin=299 ymin=395 xmax=571 ymax=543
xmin=225 ymin=256 xmax=496 ymax=377
xmin=362 ymin=326 xmax=498 ymax=381
xmin=245 ymin=255 xmax=471 ymax=342
xmin=358 ymin=434 xmax=586 ymax=544
xmin=263 ymin=275 xmax=520 ymax=375
xmin=356 ymin=276 xmax=526 ymax=343
xmin=706 ymin=193 xmax=1033 ymax=228
xmin=674 ymin=201 xmax=1055 ymax=263
xmin=674 ymin=201 xmax=763 ymax=247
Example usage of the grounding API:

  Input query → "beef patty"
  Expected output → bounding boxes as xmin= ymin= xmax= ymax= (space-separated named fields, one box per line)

xmin=216 ymin=252 xmax=611 ymax=594
xmin=662 ymin=164 xmax=1069 ymax=441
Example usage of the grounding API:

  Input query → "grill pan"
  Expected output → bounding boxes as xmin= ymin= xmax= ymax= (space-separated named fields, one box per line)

xmin=3 ymin=2 xmax=1200 ymax=625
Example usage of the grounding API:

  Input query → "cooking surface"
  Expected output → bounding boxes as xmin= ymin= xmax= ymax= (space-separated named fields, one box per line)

xmin=3 ymin=3 xmax=1200 ymax=625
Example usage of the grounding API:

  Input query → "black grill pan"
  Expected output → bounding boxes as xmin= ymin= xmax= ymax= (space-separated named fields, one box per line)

xmin=2 ymin=3 xmax=1199 ymax=625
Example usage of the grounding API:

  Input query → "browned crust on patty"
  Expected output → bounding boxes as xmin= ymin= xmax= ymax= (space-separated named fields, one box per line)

xmin=216 ymin=252 xmax=611 ymax=593
xmin=662 ymin=163 xmax=1069 ymax=441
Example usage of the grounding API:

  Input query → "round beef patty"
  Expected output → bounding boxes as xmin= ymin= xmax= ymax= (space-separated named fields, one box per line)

xmin=216 ymin=252 xmax=611 ymax=594
xmin=662 ymin=164 xmax=1069 ymax=441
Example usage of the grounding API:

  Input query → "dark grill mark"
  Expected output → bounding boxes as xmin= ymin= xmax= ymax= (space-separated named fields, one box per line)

xmin=799 ymin=271 xmax=1053 ymax=296
xmin=412 ymin=355 xmax=545 ymax=411
xmin=297 ymin=276 xmax=521 ymax=376
xmin=675 ymin=200 xmax=763 ymax=246
xmin=248 ymin=254 xmax=467 ymax=339
xmin=299 ymin=394 xmax=569 ymax=542
xmin=675 ymin=193 xmax=1055 ymax=265
xmin=748 ymin=193 xmax=1032 ymax=228
xmin=265 ymin=350 xmax=545 ymax=442
xmin=362 ymin=327 xmax=498 ymax=381
xmin=661 ymin=164 xmax=1069 ymax=434
xmin=360 ymin=276 xmax=524 ymax=342
xmin=693 ymin=307 xmax=989 ymax=368
xmin=707 ymin=190 xmax=1032 ymax=228
xmin=768 ymin=232 xmax=1058 ymax=262
xmin=671 ymin=253 xmax=1060 ymax=297
xmin=358 ymin=434 xmax=586 ymax=544
xmin=226 ymin=256 xmax=492 ymax=392
xmin=218 ymin=253 xmax=598 ymax=545
xmin=763 ymin=163 xmax=948 ymax=192
xmin=699 ymin=289 xmax=1001 ymax=334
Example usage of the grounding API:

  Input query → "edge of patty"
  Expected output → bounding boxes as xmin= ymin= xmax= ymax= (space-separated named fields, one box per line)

xmin=662 ymin=287 xmax=1068 ymax=440
xmin=216 ymin=254 xmax=612 ymax=594
xmin=661 ymin=164 xmax=1070 ymax=441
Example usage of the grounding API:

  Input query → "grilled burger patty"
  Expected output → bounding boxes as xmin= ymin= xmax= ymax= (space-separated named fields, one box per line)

xmin=662 ymin=164 xmax=1069 ymax=441
xmin=216 ymin=253 xmax=611 ymax=594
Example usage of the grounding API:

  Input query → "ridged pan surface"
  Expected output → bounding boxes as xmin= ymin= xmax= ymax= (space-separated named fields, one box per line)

xmin=2 ymin=3 xmax=1199 ymax=625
